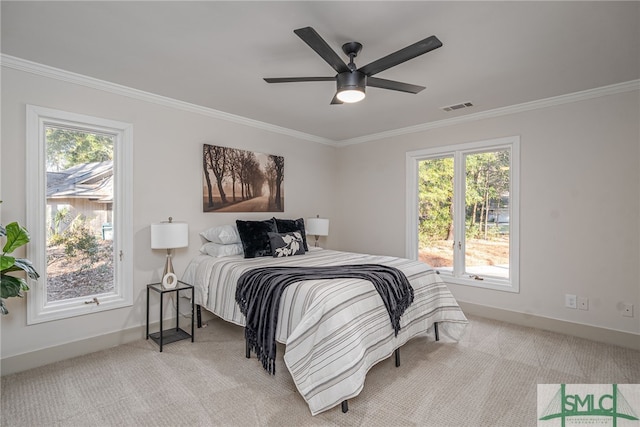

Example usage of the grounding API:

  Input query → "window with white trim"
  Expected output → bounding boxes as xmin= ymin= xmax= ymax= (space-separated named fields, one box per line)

xmin=26 ymin=105 xmax=133 ymax=323
xmin=406 ymin=136 xmax=520 ymax=292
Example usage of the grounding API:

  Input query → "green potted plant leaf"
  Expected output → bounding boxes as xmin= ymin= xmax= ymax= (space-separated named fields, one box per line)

xmin=1 ymin=222 xmax=40 ymax=314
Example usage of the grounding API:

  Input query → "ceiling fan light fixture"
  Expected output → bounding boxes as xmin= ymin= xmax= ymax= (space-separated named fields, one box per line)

xmin=337 ymin=89 xmax=366 ymax=103
xmin=264 ymin=27 xmax=443 ymax=105
xmin=336 ymin=71 xmax=366 ymax=103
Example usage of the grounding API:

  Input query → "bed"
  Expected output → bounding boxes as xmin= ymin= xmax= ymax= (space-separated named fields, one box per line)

xmin=182 ymin=247 xmax=468 ymax=415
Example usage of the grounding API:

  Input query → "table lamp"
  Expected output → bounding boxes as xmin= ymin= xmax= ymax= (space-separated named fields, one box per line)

xmin=306 ymin=215 xmax=329 ymax=247
xmin=151 ymin=217 xmax=188 ymax=288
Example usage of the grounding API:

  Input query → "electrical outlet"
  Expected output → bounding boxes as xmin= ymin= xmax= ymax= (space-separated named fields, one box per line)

xmin=622 ymin=304 xmax=633 ymax=318
xmin=578 ymin=297 xmax=589 ymax=311
xmin=565 ymin=294 xmax=577 ymax=309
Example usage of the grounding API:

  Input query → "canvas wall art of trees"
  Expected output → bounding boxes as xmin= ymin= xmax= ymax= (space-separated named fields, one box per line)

xmin=202 ymin=144 xmax=284 ymax=212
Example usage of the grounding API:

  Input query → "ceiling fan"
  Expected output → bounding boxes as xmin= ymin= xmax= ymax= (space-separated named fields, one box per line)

xmin=264 ymin=27 xmax=443 ymax=104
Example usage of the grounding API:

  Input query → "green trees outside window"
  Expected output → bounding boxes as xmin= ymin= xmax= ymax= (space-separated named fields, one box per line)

xmin=418 ymin=149 xmax=511 ymax=279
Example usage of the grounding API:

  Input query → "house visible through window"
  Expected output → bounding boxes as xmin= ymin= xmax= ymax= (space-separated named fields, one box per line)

xmin=45 ymin=127 xmax=115 ymax=302
xmin=26 ymin=106 xmax=133 ymax=323
xmin=406 ymin=136 xmax=520 ymax=292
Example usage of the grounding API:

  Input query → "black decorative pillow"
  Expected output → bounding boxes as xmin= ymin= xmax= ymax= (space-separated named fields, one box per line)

xmin=273 ymin=217 xmax=309 ymax=251
xmin=268 ymin=232 xmax=305 ymax=258
xmin=236 ymin=218 xmax=278 ymax=258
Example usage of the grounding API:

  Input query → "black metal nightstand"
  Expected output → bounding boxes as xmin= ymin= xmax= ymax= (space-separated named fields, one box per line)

xmin=146 ymin=281 xmax=194 ymax=352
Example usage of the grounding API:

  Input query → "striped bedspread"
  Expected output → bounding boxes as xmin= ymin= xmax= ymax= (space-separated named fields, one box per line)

xmin=182 ymin=248 xmax=468 ymax=415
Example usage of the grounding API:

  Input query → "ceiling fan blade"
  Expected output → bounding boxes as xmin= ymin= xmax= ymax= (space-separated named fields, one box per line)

xmin=367 ymin=76 xmax=425 ymax=94
xmin=294 ymin=27 xmax=350 ymax=74
xmin=359 ymin=35 xmax=442 ymax=77
xmin=264 ymin=77 xmax=335 ymax=83
xmin=330 ymin=94 xmax=344 ymax=105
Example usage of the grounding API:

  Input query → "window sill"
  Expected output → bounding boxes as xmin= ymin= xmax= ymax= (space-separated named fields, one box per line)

xmin=436 ymin=270 xmax=519 ymax=293
xmin=27 ymin=294 xmax=132 ymax=325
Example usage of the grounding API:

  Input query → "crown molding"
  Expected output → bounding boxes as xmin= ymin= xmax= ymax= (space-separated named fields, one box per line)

xmin=338 ymin=79 xmax=640 ymax=146
xmin=0 ymin=54 xmax=336 ymax=146
xmin=3 ymin=54 xmax=637 ymax=148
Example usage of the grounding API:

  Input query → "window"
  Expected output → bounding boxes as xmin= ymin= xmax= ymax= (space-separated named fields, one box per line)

xmin=26 ymin=105 xmax=133 ymax=323
xmin=406 ymin=136 xmax=520 ymax=292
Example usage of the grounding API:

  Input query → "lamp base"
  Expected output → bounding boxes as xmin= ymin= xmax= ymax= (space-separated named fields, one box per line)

xmin=162 ymin=272 xmax=178 ymax=289
xmin=162 ymin=250 xmax=177 ymax=289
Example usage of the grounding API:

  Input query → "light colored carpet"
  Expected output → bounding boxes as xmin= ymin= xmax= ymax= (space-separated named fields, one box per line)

xmin=1 ymin=314 xmax=638 ymax=426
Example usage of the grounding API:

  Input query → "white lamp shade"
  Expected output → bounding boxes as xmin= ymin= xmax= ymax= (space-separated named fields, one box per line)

xmin=306 ymin=218 xmax=329 ymax=236
xmin=151 ymin=222 xmax=189 ymax=249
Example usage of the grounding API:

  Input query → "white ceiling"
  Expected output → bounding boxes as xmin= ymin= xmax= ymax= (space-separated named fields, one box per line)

xmin=2 ymin=1 xmax=638 ymax=144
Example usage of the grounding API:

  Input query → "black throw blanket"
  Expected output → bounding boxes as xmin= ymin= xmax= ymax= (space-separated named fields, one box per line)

xmin=235 ymin=264 xmax=414 ymax=374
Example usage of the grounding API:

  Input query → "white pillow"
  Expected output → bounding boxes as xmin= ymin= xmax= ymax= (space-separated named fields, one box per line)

xmin=199 ymin=242 xmax=243 ymax=257
xmin=200 ymin=224 xmax=241 ymax=244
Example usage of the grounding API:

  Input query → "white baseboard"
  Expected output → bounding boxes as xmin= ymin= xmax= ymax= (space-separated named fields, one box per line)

xmin=1 ymin=323 xmax=147 ymax=376
xmin=458 ymin=301 xmax=640 ymax=351
xmin=3 ymin=304 xmax=636 ymax=376
xmin=1 ymin=308 xmax=217 ymax=376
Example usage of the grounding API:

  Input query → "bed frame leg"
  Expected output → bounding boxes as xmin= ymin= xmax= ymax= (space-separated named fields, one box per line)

xmin=196 ymin=305 xmax=202 ymax=328
xmin=395 ymin=348 xmax=400 ymax=367
xmin=245 ymin=337 xmax=250 ymax=358
xmin=434 ymin=322 xmax=439 ymax=341
xmin=341 ymin=400 xmax=348 ymax=413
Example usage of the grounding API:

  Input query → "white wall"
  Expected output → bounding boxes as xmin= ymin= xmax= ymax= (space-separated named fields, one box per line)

xmin=2 ymin=61 xmax=638 ymax=370
xmin=333 ymin=90 xmax=640 ymax=335
xmin=0 ymin=66 xmax=337 ymax=362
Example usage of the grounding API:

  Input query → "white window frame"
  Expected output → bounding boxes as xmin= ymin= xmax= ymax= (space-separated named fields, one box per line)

xmin=26 ymin=105 xmax=133 ymax=324
xmin=406 ymin=136 xmax=520 ymax=292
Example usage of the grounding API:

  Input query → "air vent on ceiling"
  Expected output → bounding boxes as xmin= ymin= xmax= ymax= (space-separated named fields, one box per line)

xmin=441 ymin=102 xmax=474 ymax=112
